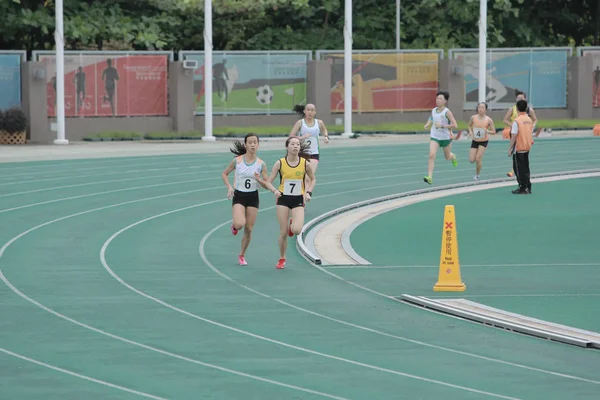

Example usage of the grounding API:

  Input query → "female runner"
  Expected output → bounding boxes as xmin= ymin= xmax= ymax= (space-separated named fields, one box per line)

xmin=255 ymin=136 xmax=316 ymax=270
xmin=289 ymin=103 xmax=328 ymax=189
xmin=221 ymin=133 xmax=272 ymax=266
xmin=423 ymin=90 xmax=458 ymax=185
xmin=468 ymin=102 xmax=495 ymax=181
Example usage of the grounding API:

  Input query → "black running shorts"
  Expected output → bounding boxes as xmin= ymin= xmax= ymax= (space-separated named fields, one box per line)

xmin=232 ymin=190 xmax=259 ymax=209
xmin=277 ymin=194 xmax=305 ymax=209
xmin=471 ymin=140 xmax=489 ymax=149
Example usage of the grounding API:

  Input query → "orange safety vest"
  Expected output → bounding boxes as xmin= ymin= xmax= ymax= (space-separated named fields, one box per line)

xmin=514 ymin=112 xmax=533 ymax=152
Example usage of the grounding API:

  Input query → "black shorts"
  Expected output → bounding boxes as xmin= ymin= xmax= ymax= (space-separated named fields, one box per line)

xmin=471 ymin=140 xmax=488 ymax=149
xmin=308 ymin=154 xmax=320 ymax=161
xmin=277 ymin=194 xmax=305 ymax=209
xmin=232 ymin=190 xmax=259 ymax=209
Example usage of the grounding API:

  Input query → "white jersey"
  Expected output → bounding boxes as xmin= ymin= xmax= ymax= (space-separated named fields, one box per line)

xmin=430 ymin=107 xmax=452 ymax=140
xmin=300 ymin=119 xmax=320 ymax=155
xmin=234 ymin=155 xmax=263 ymax=192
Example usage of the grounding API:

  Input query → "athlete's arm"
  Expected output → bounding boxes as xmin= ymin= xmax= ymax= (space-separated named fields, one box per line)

xmin=467 ymin=116 xmax=474 ymax=136
xmin=528 ymin=106 xmax=538 ymax=126
xmin=318 ymin=120 xmax=329 ymax=143
xmin=444 ymin=110 xmax=458 ymax=129
xmin=255 ymin=160 xmax=282 ymax=189
xmin=424 ymin=116 xmax=432 ymax=129
xmin=289 ymin=120 xmax=302 ymax=137
xmin=304 ymin=162 xmax=316 ymax=202
xmin=502 ymin=108 xmax=512 ymax=126
xmin=255 ymin=161 xmax=280 ymax=194
xmin=221 ymin=159 xmax=236 ymax=198
xmin=487 ymin=117 xmax=496 ymax=134
xmin=305 ymin=162 xmax=316 ymax=192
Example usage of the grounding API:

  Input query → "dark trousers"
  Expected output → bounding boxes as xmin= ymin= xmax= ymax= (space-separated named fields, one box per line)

xmin=512 ymin=151 xmax=531 ymax=190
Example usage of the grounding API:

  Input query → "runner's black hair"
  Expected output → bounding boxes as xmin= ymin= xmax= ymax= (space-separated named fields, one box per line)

xmin=293 ymin=104 xmax=306 ymax=117
xmin=230 ymin=133 xmax=259 ymax=156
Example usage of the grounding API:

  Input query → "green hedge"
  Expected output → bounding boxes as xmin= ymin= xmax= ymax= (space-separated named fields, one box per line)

xmin=81 ymin=118 xmax=598 ymax=141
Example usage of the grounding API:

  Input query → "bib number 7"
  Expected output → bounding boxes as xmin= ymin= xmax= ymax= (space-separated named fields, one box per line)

xmin=283 ymin=179 xmax=302 ymax=195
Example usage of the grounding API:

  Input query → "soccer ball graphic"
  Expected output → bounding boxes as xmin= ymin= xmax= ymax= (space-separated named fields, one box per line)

xmin=256 ymin=85 xmax=273 ymax=105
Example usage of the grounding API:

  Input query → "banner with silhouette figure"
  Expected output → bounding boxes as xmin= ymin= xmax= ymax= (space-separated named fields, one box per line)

xmin=38 ymin=54 xmax=168 ymax=117
xmin=182 ymin=51 xmax=310 ymax=115
xmin=318 ymin=51 xmax=441 ymax=112
xmin=452 ymin=49 xmax=569 ymax=109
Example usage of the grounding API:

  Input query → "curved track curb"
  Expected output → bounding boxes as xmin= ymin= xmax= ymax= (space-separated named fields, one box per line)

xmin=297 ymin=168 xmax=600 ymax=265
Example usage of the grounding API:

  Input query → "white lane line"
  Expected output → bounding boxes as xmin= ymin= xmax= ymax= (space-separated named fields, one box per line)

xmin=0 ymin=348 xmax=167 ymax=400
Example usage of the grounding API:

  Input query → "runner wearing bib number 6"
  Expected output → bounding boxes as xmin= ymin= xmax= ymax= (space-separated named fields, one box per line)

xmin=468 ymin=102 xmax=495 ymax=181
xmin=255 ymin=136 xmax=316 ymax=270
xmin=289 ymin=104 xmax=329 ymax=190
xmin=222 ymin=133 xmax=272 ymax=266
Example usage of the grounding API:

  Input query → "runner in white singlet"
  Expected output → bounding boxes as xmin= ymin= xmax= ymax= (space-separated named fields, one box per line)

xmin=423 ymin=91 xmax=458 ymax=185
xmin=221 ymin=133 xmax=276 ymax=266
xmin=289 ymin=103 xmax=329 ymax=192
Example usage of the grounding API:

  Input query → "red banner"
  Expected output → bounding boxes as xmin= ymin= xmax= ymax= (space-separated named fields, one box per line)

xmin=39 ymin=54 xmax=168 ymax=117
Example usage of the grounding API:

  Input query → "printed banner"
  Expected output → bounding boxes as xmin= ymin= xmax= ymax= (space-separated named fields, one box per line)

xmin=453 ymin=49 xmax=568 ymax=109
xmin=580 ymin=49 xmax=600 ymax=108
xmin=37 ymin=54 xmax=168 ymax=117
xmin=319 ymin=52 xmax=440 ymax=112
xmin=0 ymin=54 xmax=23 ymax=110
xmin=184 ymin=52 xmax=309 ymax=115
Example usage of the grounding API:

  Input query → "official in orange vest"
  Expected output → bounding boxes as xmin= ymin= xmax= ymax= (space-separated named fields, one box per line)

xmin=508 ymin=100 xmax=533 ymax=194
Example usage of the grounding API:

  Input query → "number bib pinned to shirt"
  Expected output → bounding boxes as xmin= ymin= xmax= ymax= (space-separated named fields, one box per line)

xmin=283 ymin=179 xmax=302 ymax=195
xmin=473 ymin=128 xmax=486 ymax=140
xmin=306 ymin=138 xmax=318 ymax=154
xmin=237 ymin=177 xmax=257 ymax=192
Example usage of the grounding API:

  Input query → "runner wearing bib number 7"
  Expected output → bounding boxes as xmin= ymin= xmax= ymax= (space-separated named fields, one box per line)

xmin=255 ymin=136 xmax=316 ymax=270
xmin=289 ymin=104 xmax=329 ymax=190
xmin=468 ymin=102 xmax=495 ymax=181
xmin=222 ymin=133 xmax=273 ymax=266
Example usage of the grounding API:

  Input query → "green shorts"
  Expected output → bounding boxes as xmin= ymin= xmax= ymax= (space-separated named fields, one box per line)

xmin=431 ymin=138 xmax=452 ymax=148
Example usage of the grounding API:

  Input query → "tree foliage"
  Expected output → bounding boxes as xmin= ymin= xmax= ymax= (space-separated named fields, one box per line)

xmin=0 ymin=0 xmax=597 ymax=55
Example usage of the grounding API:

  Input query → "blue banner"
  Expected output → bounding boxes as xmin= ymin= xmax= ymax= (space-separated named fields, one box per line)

xmin=182 ymin=52 xmax=310 ymax=115
xmin=0 ymin=54 xmax=22 ymax=110
xmin=454 ymin=49 xmax=568 ymax=109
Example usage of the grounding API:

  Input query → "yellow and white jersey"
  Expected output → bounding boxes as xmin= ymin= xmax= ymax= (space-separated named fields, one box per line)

xmin=278 ymin=157 xmax=306 ymax=196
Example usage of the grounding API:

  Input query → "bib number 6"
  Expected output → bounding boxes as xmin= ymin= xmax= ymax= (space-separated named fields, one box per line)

xmin=240 ymin=177 xmax=256 ymax=191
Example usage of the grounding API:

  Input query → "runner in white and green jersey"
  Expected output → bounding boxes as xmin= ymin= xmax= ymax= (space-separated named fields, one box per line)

xmin=423 ymin=90 xmax=458 ymax=185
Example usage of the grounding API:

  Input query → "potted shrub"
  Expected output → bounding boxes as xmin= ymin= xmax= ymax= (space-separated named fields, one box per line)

xmin=0 ymin=107 xmax=28 ymax=145
xmin=0 ymin=109 xmax=5 ymax=135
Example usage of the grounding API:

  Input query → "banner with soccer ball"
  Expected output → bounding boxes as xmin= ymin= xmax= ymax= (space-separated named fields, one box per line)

xmin=182 ymin=51 xmax=310 ymax=115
